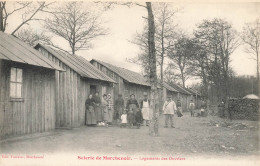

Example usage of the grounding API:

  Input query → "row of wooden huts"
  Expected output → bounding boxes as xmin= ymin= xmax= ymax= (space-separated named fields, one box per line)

xmin=0 ymin=32 xmax=202 ymax=139
xmin=0 ymin=32 xmax=115 ymax=139
xmin=90 ymin=59 xmax=203 ymax=111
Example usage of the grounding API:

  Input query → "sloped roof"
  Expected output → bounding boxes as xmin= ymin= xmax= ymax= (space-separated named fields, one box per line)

xmin=90 ymin=59 xmax=151 ymax=87
xmin=185 ymin=88 xmax=202 ymax=96
xmin=169 ymin=83 xmax=191 ymax=95
xmin=163 ymin=82 xmax=179 ymax=93
xmin=35 ymin=44 xmax=115 ymax=83
xmin=0 ymin=32 xmax=63 ymax=71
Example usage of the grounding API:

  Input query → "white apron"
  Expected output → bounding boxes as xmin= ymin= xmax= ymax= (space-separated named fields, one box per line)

xmin=142 ymin=100 xmax=150 ymax=120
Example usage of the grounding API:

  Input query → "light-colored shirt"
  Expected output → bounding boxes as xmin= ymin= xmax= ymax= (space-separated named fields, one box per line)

xmin=189 ymin=102 xmax=195 ymax=110
xmin=121 ymin=114 xmax=127 ymax=123
xmin=163 ymin=100 xmax=177 ymax=115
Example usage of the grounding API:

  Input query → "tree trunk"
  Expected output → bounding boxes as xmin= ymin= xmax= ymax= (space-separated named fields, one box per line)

xmin=146 ymin=2 xmax=159 ymax=136
xmin=160 ymin=56 xmax=164 ymax=114
xmin=257 ymin=51 xmax=259 ymax=95
xmin=0 ymin=3 xmax=4 ymax=31
xmin=181 ymin=69 xmax=185 ymax=87
xmin=72 ymin=46 xmax=75 ymax=55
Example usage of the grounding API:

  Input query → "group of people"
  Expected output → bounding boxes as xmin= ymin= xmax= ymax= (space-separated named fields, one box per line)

xmin=85 ymin=91 xmax=203 ymax=128
xmin=85 ymin=91 xmax=152 ymax=128
xmin=85 ymin=92 xmax=114 ymax=126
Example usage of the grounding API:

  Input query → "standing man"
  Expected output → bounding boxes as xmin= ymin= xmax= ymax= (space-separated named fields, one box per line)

xmin=189 ymin=99 xmax=195 ymax=117
xmin=140 ymin=92 xmax=150 ymax=126
xmin=163 ymin=95 xmax=177 ymax=128
xmin=218 ymin=99 xmax=225 ymax=118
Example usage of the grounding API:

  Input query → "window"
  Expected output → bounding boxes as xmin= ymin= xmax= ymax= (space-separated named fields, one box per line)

xmin=10 ymin=67 xmax=23 ymax=98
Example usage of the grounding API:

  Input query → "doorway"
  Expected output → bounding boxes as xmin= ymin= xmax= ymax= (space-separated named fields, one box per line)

xmin=90 ymin=85 xmax=97 ymax=95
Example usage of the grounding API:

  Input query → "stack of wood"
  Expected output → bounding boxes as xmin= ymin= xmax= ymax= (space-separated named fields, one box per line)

xmin=228 ymin=99 xmax=259 ymax=121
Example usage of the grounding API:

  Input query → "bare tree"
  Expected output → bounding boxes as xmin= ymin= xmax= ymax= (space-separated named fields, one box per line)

xmin=94 ymin=2 xmax=160 ymax=136
xmin=129 ymin=3 xmax=178 ymax=114
xmin=168 ymin=36 xmax=196 ymax=87
xmin=0 ymin=1 xmax=54 ymax=34
xmin=146 ymin=2 xmax=159 ymax=136
xmin=15 ymin=27 xmax=51 ymax=46
xmin=194 ymin=18 xmax=239 ymax=101
xmin=164 ymin=64 xmax=181 ymax=84
xmin=44 ymin=2 xmax=107 ymax=55
xmin=241 ymin=19 xmax=260 ymax=94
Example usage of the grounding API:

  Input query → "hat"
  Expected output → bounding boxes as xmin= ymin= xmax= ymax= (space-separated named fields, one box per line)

xmin=143 ymin=92 xmax=148 ymax=96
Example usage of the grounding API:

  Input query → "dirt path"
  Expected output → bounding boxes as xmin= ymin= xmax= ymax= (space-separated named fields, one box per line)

xmin=0 ymin=112 xmax=259 ymax=158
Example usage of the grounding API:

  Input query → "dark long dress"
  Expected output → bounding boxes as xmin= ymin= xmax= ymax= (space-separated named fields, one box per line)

xmin=93 ymin=95 xmax=102 ymax=122
xmin=126 ymin=99 xmax=139 ymax=124
xmin=85 ymin=98 xmax=97 ymax=125
xmin=114 ymin=97 xmax=124 ymax=120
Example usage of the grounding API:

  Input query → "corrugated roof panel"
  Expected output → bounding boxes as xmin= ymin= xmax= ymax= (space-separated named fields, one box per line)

xmin=170 ymin=83 xmax=191 ymax=95
xmin=185 ymin=88 xmax=202 ymax=96
xmin=35 ymin=44 xmax=115 ymax=83
xmin=0 ymin=32 xmax=64 ymax=71
xmin=163 ymin=82 xmax=179 ymax=93
xmin=1 ymin=35 xmax=48 ymax=68
xmin=76 ymin=56 xmax=117 ymax=83
xmin=91 ymin=59 xmax=150 ymax=87
xmin=8 ymin=34 xmax=64 ymax=71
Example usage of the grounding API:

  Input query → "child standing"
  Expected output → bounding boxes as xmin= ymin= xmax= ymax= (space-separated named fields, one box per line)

xmin=135 ymin=109 xmax=143 ymax=129
xmin=127 ymin=108 xmax=135 ymax=128
xmin=120 ymin=110 xmax=128 ymax=128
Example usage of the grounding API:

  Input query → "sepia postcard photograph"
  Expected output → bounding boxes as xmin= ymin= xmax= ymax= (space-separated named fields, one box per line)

xmin=0 ymin=0 xmax=259 ymax=165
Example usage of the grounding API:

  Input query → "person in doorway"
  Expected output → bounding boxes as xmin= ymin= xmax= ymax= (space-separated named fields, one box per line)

xmin=85 ymin=94 xmax=97 ymax=126
xmin=163 ymin=95 xmax=177 ymax=128
xmin=107 ymin=94 xmax=114 ymax=125
xmin=189 ymin=99 xmax=195 ymax=117
xmin=114 ymin=94 xmax=125 ymax=123
xmin=126 ymin=94 xmax=139 ymax=125
xmin=102 ymin=94 xmax=109 ymax=126
xmin=93 ymin=91 xmax=102 ymax=123
xmin=140 ymin=92 xmax=150 ymax=126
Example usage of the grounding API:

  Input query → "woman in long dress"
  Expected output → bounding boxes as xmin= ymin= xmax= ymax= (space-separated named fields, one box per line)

xmin=140 ymin=92 xmax=150 ymax=126
xmin=107 ymin=94 xmax=114 ymax=125
xmin=102 ymin=94 xmax=109 ymax=124
xmin=126 ymin=94 xmax=139 ymax=125
xmin=85 ymin=94 xmax=97 ymax=126
xmin=93 ymin=91 xmax=102 ymax=123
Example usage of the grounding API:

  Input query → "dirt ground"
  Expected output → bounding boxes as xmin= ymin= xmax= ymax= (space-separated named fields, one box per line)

xmin=0 ymin=112 xmax=259 ymax=165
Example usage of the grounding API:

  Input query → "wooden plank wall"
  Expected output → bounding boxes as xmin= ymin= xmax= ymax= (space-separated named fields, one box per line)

xmin=37 ymin=47 xmax=83 ymax=128
xmin=37 ymin=47 xmax=113 ymax=128
xmin=0 ymin=61 xmax=56 ymax=139
xmin=124 ymin=82 xmax=151 ymax=105
xmin=53 ymin=58 xmax=82 ymax=127
xmin=0 ymin=60 xmax=4 ymax=138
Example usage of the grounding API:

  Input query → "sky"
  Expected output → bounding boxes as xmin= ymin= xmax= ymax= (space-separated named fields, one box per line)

xmin=81 ymin=2 xmax=260 ymax=78
xmin=5 ymin=1 xmax=260 ymax=85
